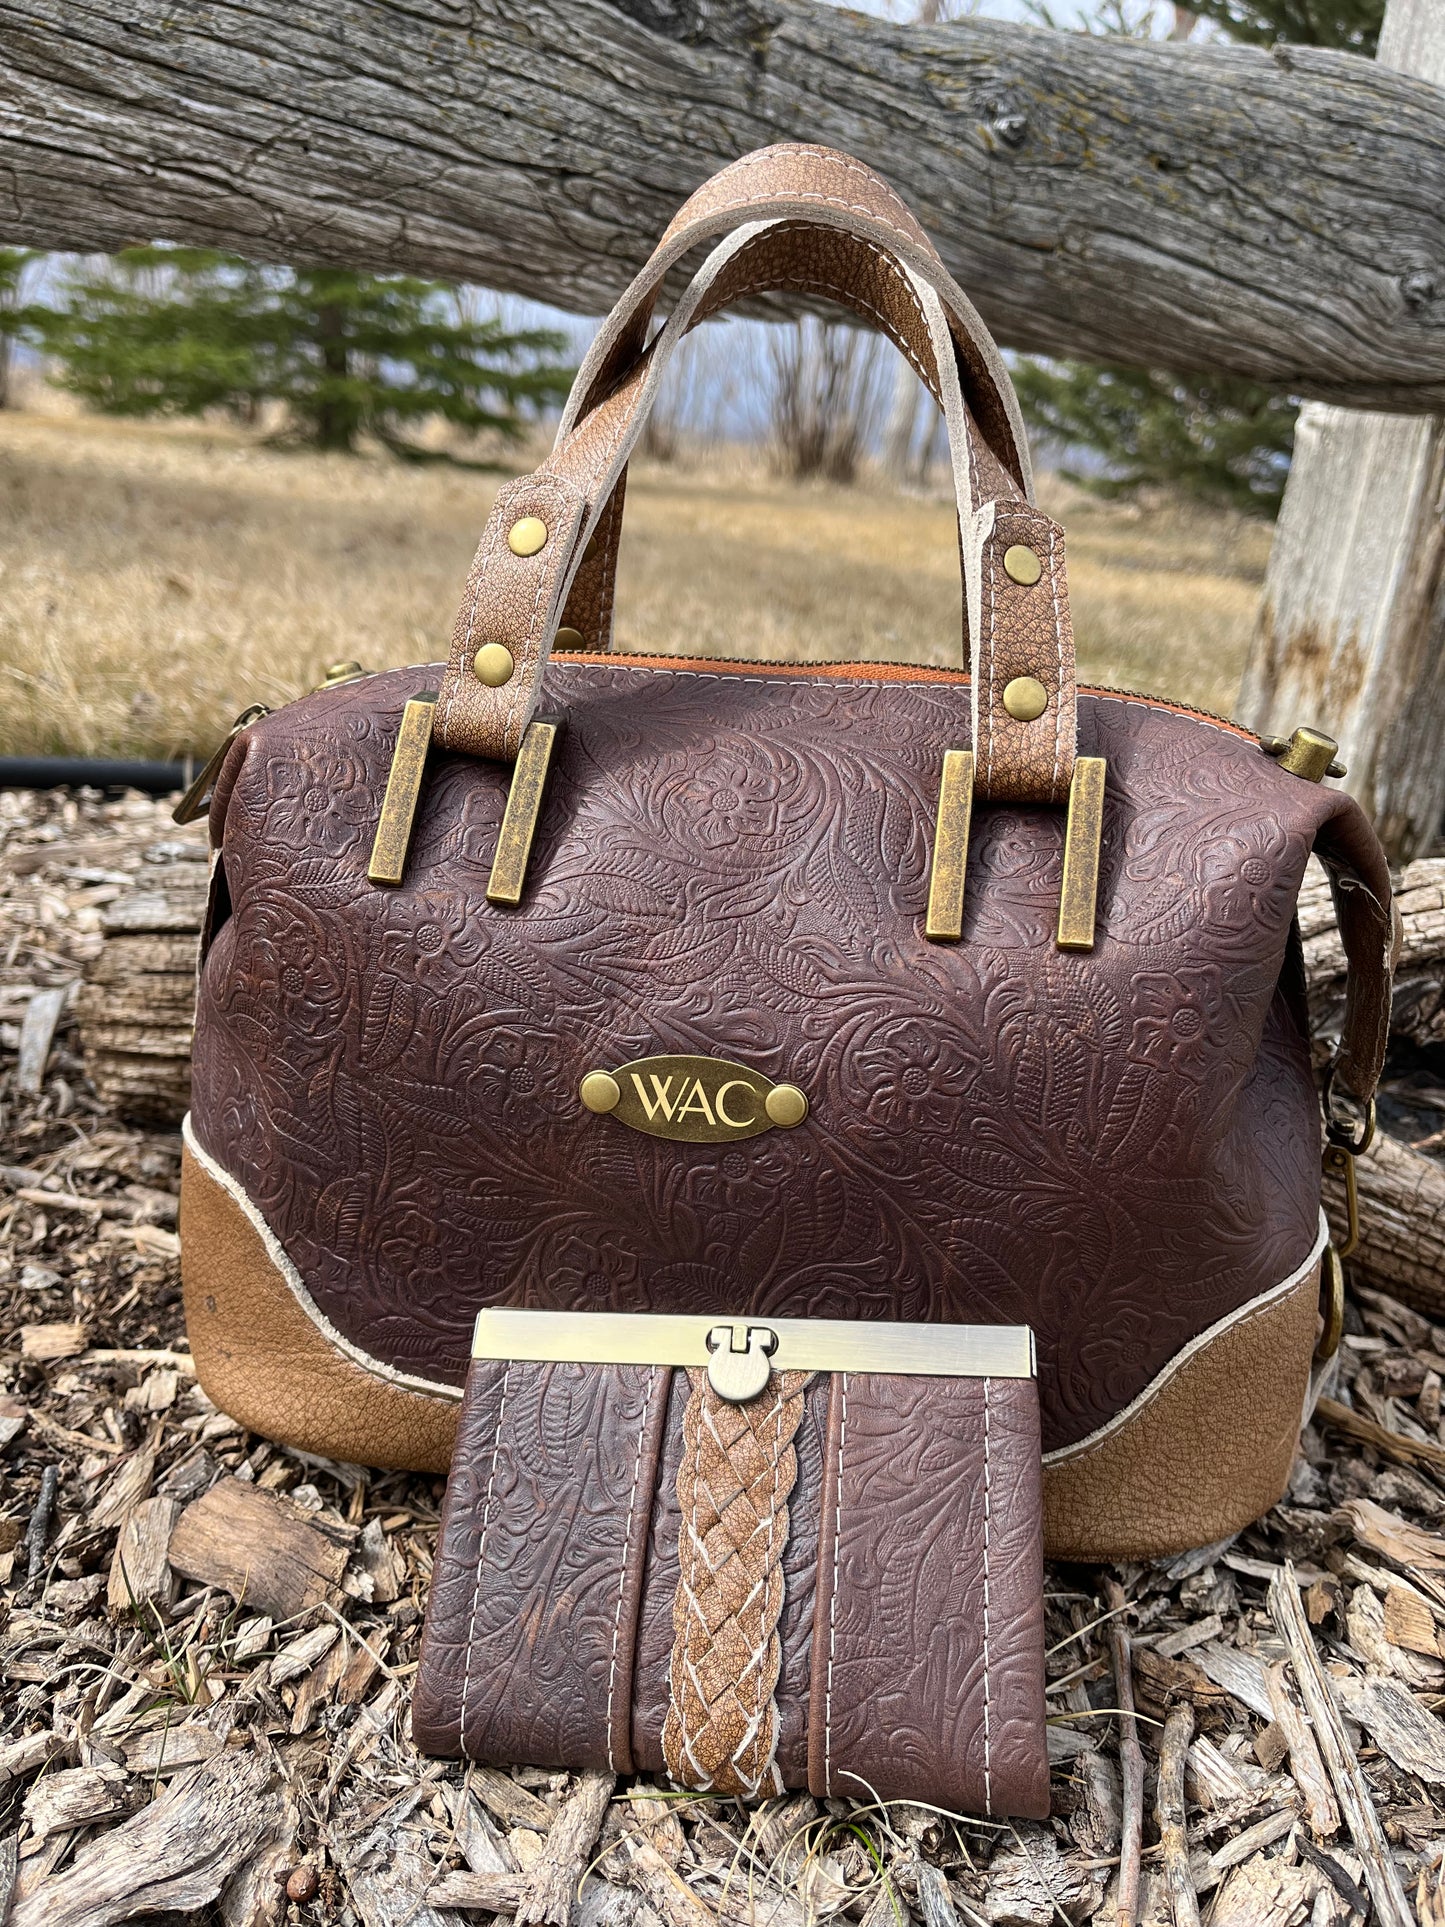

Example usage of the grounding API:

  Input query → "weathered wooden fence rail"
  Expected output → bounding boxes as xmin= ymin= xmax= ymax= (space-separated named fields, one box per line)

xmin=2 ymin=1 xmax=1445 ymax=409
xmin=1241 ymin=0 xmax=1445 ymax=868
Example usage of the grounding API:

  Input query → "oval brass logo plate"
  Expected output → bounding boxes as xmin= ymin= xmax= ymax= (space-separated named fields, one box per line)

xmin=579 ymin=1056 xmax=808 ymax=1143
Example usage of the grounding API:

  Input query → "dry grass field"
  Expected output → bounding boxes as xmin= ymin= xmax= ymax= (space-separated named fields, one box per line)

xmin=0 ymin=407 xmax=1274 ymax=761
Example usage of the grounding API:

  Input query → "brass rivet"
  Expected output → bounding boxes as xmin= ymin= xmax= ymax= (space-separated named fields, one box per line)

xmin=579 ymin=1070 xmax=621 ymax=1115
xmin=555 ymin=627 xmax=585 ymax=650
xmin=473 ymin=643 xmax=515 ymax=688
xmin=764 ymin=1084 xmax=808 ymax=1129
xmin=1002 ymin=676 xmax=1049 ymax=722
xmin=508 ymin=516 xmax=549 ymax=557
xmin=1002 ymin=543 xmax=1042 ymax=586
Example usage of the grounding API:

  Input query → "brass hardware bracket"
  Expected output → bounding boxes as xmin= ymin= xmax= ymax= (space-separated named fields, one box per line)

xmin=173 ymin=703 xmax=271 ymax=826
xmin=924 ymin=749 xmax=974 ymax=942
xmin=315 ymin=660 xmax=371 ymax=690
xmin=925 ymin=748 xmax=1107 ymax=952
xmin=369 ymin=705 xmax=561 ymax=898
xmin=486 ymin=718 xmax=562 ymax=906
xmin=1057 ymin=756 xmax=1107 ymax=952
xmin=1261 ymin=726 xmax=1347 ymax=782
xmin=368 ymin=692 xmax=438 ymax=885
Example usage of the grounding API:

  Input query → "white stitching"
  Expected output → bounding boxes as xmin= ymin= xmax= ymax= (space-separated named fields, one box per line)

xmin=672 ymin=1371 xmax=711 ymax=1787
xmin=605 ymin=1366 xmax=656 ymax=1774
xmin=981 ymin=1375 xmax=994 ymax=1818
xmin=984 ymin=534 xmax=997 ymax=789
xmin=1048 ymin=520 xmax=1065 ymax=801
xmin=458 ymin=1362 xmax=511 ymax=1757
xmin=758 ymin=1380 xmax=787 ymax=1797
xmin=823 ymin=1370 xmax=848 ymax=1796
xmin=1088 ymin=690 xmax=1242 ymax=744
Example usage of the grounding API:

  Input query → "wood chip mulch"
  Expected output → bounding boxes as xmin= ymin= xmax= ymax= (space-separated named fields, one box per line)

xmin=2 ymin=788 xmax=1444 ymax=1927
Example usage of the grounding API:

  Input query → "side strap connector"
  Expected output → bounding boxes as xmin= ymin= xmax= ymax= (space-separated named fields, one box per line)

xmin=173 ymin=703 xmax=271 ymax=826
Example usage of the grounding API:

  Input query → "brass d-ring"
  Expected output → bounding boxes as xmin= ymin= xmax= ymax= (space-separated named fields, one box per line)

xmin=1315 ymin=1244 xmax=1345 ymax=1364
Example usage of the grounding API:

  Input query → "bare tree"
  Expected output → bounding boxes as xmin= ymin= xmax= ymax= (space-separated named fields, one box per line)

xmin=768 ymin=318 xmax=890 ymax=484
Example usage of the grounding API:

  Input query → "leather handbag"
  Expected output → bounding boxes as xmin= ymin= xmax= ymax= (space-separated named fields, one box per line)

xmin=412 ymin=1310 xmax=1051 ymax=1816
xmin=179 ymin=143 xmax=1397 ymax=1562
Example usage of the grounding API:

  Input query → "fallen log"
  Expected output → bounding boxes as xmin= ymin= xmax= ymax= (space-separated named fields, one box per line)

xmin=1328 ymin=1129 xmax=1445 ymax=1322
xmin=74 ymin=844 xmax=208 ymax=1125
xmin=3 ymin=3 xmax=1445 ymax=408
xmin=1300 ymin=856 xmax=1445 ymax=1051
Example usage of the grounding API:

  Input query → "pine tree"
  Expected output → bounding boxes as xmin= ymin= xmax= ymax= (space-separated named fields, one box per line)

xmin=34 ymin=249 xmax=574 ymax=456
xmin=1188 ymin=0 xmax=1381 ymax=51
xmin=1012 ymin=361 xmax=1299 ymax=514
xmin=1011 ymin=0 xmax=1384 ymax=514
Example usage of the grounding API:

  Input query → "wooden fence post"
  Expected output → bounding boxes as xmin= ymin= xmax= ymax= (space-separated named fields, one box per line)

xmin=1239 ymin=0 xmax=1445 ymax=866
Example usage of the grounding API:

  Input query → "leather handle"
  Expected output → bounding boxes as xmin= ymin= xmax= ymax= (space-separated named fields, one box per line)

xmin=558 ymin=216 xmax=1015 ymax=657
xmin=433 ymin=155 xmax=1079 ymax=807
xmin=555 ymin=144 xmax=1036 ymax=656
xmin=560 ymin=145 xmax=1032 ymax=498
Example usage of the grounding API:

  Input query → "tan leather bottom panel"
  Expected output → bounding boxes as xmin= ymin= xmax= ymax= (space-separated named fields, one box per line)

xmin=180 ymin=1144 xmax=458 ymax=1474
xmin=182 ymin=1144 xmax=1318 ymax=1552
xmin=1042 ymin=1258 xmax=1320 ymax=1563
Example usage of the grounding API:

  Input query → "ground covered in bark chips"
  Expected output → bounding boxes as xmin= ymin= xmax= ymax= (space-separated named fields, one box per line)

xmin=2 ymin=791 xmax=1445 ymax=1927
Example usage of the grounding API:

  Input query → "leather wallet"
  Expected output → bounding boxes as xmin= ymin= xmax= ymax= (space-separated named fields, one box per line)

xmin=413 ymin=1311 xmax=1050 ymax=1818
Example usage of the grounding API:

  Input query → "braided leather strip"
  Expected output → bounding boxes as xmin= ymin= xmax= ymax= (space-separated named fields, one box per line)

xmin=663 ymin=1367 xmax=813 ymax=1797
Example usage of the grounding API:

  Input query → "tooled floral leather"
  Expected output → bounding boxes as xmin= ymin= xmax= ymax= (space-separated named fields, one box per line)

xmin=413 ymin=1356 xmax=1050 ymax=1818
xmin=409 ymin=1357 xmax=670 ymax=1774
xmin=190 ymin=657 xmax=1392 ymax=1455
xmin=807 ymin=1371 xmax=1048 ymax=1818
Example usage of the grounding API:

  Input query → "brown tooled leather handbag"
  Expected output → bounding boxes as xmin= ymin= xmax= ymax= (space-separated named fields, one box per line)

xmin=179 ymin=143 xmax=1396 ymax=1564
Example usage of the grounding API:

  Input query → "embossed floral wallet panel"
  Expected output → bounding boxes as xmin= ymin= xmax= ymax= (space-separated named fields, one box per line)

xmin=413 ymin=1311 xmax=1050 ymax=1818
